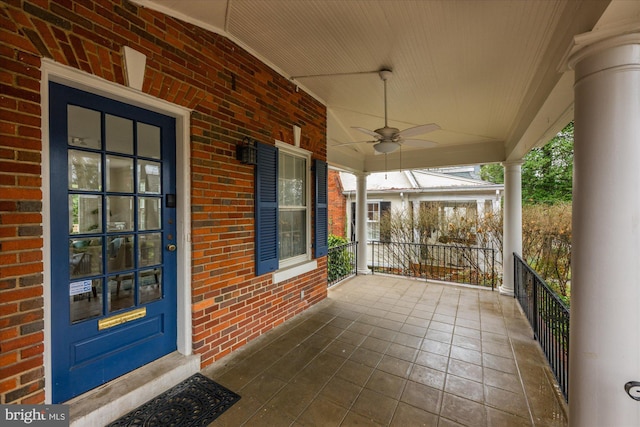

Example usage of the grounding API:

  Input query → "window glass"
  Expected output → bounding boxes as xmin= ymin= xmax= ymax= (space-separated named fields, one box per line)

xmin=278 ymin=149 xmax=308 ymax=263
xmin=68 ymin=105 xmax=101 ymax=149
xmin=105 ymin=114 xmax=133 ymax=154
xmin=367 ymin=202 xmax=380 ymax=240
xmin=137 ymin=122 xmax=161 ymax=159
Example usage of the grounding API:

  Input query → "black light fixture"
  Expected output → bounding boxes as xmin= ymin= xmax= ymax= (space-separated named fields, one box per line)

xmin=236 ymin=136 xmax=258 ymax=165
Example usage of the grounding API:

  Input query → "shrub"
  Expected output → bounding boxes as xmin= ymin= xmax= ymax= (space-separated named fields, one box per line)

xmin=328 ymin=234 xmax=354 ymax=283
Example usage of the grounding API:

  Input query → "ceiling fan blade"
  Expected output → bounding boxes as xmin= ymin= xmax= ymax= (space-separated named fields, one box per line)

xmin=330 ymin=138 xmax=376 ymax=147
xmin=401 ymin=139 xmax=438 ymax=148
xmin=398 ymin=123 xmax=440 ymax=138
xmin=352 ymin=127 xmax=382 ymax=139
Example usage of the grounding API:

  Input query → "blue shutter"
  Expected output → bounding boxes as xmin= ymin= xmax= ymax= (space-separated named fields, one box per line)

xmin=314 ymin=159 xmax=328 ymax=257
xmin=255 ymin=143 xmax=279 ymax=275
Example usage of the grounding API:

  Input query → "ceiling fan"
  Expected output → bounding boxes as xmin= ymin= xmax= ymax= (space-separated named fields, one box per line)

xmin=350 ymin=68 xmax=440 ymax=154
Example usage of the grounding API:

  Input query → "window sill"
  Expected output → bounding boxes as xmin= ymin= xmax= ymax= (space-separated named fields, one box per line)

xmin=273 ymin=260 xmax=318 ymax=284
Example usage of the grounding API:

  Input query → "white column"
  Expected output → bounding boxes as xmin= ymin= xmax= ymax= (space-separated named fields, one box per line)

xmin=567 ymin=32 xmax=640 ymax=427
xmin=355 ymin=172 xmax=370 ymax=274
xmin=500 ymin=161 xmax=522 ymax=296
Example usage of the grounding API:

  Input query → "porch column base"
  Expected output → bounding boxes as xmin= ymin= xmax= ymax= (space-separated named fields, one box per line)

xmin=498 ymin=285 xmax=514 ymax=297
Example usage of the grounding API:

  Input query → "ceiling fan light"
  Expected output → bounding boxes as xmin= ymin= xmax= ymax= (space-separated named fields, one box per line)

xmin=374 ymin=141 xmax=399 ymax=153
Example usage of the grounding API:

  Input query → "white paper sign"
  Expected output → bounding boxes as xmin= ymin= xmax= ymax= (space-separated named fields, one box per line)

xmin=70 ymin=280 xmax=92 ymax=296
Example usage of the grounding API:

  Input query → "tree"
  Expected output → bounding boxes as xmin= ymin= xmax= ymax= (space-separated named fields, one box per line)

xmin=481 ymin=122 xmax=574 ymax=205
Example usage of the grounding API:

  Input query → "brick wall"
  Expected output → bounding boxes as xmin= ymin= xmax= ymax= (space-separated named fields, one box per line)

xmin=0 ymin=0 xmax=327 ymax=404
xmin=328 ymin=170 xmax=347 ymax=238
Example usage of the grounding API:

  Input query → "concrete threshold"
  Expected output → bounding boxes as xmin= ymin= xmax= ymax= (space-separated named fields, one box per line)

xmin=66 ymin=352 xmax=200 ymax=427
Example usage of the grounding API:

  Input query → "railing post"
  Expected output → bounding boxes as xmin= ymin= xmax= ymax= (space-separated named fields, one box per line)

xmin=354 ymin=241 xmax=358 ymax=276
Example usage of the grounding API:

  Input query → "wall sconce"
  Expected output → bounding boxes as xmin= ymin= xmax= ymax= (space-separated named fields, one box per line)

xmin=236 ymin=137 xmax=258 ymax=165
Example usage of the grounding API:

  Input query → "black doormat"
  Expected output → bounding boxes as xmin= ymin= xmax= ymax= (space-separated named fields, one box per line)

xmin=106 ymin=373 xmax=240 ymax=427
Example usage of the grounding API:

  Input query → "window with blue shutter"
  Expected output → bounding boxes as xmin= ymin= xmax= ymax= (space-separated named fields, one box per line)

xmin=255 ymin=143 xmax=279 ymax=275
xmin=314 ymin=159 xmax=328 ymax=257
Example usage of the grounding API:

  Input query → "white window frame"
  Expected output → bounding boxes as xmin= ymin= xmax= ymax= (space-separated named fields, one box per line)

xmin=367 ymin=201 xmax=381 ymax=241
xmin=276 ymin=141 xmax=311 ymax=268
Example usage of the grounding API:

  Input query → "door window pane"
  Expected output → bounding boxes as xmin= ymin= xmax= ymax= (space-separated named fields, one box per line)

xmin=139 ymin=197 xmax=161 ymax=231
xmin=138 ymin=160 xmax=161 ymax=194
xmin=106 ymin=155 xmax=133 ymax=193
xmin=139 ymin=233 xmax=162 ymax=267
xmin=69 ymin=150 xmax=102 ymax=191
xmin=138 ymin=123 xmax=161 ymax=159
xmin=70 ymin=279 xmax=102 ymax=323
xmin=69 ymin=238 xmax=102 ymax=278
xmin=108 ymin=273 xmax=134 ymax=312
xmin=68 ymin=105 xmax=101 ymax=149
xmin=139 ymin=268 xmax=161 ymax=304
xmin=69 ymin=194 xmax=102 ymax=234
xmin=107 ymin=196 xmax=134 ymax=232
xmin=105 ymin=114 xmax=133 ymax=154
xmin=107 ymin=235 xmax=133 ymax=273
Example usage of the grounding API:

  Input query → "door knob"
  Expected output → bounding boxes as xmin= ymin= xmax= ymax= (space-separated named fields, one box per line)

xmin=166 ymin=244 xmax=177 ymax=252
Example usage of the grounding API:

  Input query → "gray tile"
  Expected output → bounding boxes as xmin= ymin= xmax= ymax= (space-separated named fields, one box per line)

xmin=421 ymin=339 xmax=451 ymax=356
xmin=390 ymin=402 xmax=439 ymax=427
xmin=486 ymin=407 xmax=532 ymax=427
xmin=341 ymin=410 xmax=384 ymax=426
xmin=440 ymin=393 xmax=487 ymax=426
xmin=365 ymin=369 xmax=406 ymax=399
xmin=240 ymin=374 xmax=287 ymax=403
xmin=426 ymin=329 xmax=453 ymax=344
xmin=483 ymin=352 xmax=517 ymax=374
xmin=360 ymin=335 xmax=391 ymax=353
xmin=452 ymin=334 xmax=482 ymax=351
xmin=377 ymin=354 xmax=413 ymax=378
xmin=415 ymin=350 xmax=449 ymax=372
xmin=484 ymin=385 xmax=529 ymax=417
xmin=351 ymin=388 xmax=398 ymax=425
xmin=386 ymin=342 xmax=419 ymax=362
xmin=202 ymin=275 xmax=567 ymax=427
xmin=401 ymin=380 xmax=443 ymax=414
xmin=410 ymin=364 xmax=446 ymax=390
xmin=298 ymin=395 xmax=348 ymax=426
xmin=447 ymin=358 xmax=483 ymax=382
xmin=349 ymin=347 xmax=384 ymax=368
xmin=450 ymin=345 xmax=482 ymax=365
xmin=319 ymin=376 xmax=363 ymax=408
xmin=444 ymin=374 xmax=484 ymax=403
xmin=336 ymin=359 xmax=375 ymax=386
xmin=393 ymin=331 xmax=423 ymax=348
xmin=483 ymin=367 xmax=524 ymax=394
xmin=430 ymin=321 xmax=455 ymax=333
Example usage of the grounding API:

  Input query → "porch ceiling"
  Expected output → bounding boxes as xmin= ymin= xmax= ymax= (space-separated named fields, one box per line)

xmin=133 ymin=1 xmax=631 ymax=173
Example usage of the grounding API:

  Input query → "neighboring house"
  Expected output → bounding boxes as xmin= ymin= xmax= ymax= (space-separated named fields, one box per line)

xmin=328 ymin=170 xmax=347 ymax=238
xmin=334 ymin=166 xmax=503 ymax=245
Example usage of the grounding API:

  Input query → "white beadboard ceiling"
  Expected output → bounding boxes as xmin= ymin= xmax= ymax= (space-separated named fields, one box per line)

xmin=133 ymin=0 xmax=636 ymax=173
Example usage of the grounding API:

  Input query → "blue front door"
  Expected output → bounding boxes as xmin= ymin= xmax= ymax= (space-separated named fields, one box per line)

xmin=49 ymin=83 xmax=177 ymax=403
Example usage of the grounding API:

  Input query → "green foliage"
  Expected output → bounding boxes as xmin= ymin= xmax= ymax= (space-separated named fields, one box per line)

xmin=481 ymin=122 xmax=574 ymax=205
xmin=480 ymin=163 xmax=504 ymax=184
xmin=327 ymin=234 xmax=354 ymax=284
xmin=522 ymin=122 xmax=573 ymax=205
xmin=329 ymin=234 xmax=348 ymax=248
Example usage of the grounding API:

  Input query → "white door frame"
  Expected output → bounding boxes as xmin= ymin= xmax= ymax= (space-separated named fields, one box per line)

xmin=40 ymin=59 xmax=193 ymax=403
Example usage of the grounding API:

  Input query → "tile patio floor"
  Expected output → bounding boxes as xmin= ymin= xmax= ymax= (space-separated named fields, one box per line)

xmin=203 ymin=275 xmax=568 ymax=426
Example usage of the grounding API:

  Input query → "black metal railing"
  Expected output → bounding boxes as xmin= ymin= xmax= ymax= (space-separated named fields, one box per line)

xmin=369 ymin=241 xmax=497 ymax=289
xmin=514 ymin=253 xmax=570 ymax=401
xmin=327 ymin=241 xmax=357 ymax=286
